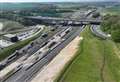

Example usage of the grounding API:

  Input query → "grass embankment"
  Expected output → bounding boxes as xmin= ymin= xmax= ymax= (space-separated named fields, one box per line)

xmin=56 ymin=27 xmax=120 ymax=82
xmin=0 ymin=27 xmax=46 ymax=61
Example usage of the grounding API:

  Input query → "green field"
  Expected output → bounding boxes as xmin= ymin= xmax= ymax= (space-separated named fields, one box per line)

xmin=56 ymin=27 xmax=120 ymax=82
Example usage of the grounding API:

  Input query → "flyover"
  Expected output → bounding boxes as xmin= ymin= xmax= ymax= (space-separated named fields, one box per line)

xmin=25 ymin=16 xmax=102 ymax=25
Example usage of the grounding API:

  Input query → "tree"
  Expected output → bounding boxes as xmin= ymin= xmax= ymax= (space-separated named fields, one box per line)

xmin=101 ymin=15 xmax=120 ymax=42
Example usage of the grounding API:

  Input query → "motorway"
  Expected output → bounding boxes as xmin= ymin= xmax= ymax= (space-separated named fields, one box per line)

xmin=2 ymin=25 xmax=85 ymax=82
xmin=0 ymin=25 xmax=63 ymax=70
xmin=0 ymin=9 xmax=104 ymax=82
xmin=1 ymin=24 xmax=109 ymax=82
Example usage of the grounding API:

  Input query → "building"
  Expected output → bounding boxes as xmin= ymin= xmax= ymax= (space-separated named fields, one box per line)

xmin=3 ymin=34 xmax=19 ymax=42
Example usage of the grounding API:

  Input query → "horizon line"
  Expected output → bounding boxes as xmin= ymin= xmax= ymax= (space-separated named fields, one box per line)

xmin=0 ymin=0 xmax=118 ymax=3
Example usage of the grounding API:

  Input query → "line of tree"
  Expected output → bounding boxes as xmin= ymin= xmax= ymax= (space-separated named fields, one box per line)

xmin=101 ymin=14 xmax=120 ymax=42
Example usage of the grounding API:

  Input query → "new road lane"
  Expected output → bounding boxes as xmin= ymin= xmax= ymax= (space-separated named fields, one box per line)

xmin=4 ymin=26 xmax=85 ymax=82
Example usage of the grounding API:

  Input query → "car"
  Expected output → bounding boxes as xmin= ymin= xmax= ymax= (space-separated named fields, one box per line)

xmin=41 ymin=41 xmax=49 ymax=47
xmin=14 ymin=64 xmax=23 ymax=72
xmin=50 ymin=28 xmax=56 ymax=31
xmin=7 ymin=52 xmax=19 ymax=63
xmin=48 ymin=42 xmax=57 ymax=48
xmin=35 ymin=56 xmax=39 ymax=61
xmin=30 ymin=42 xmax=35 ymax=47
xmin=41 ymin=33 xmax=48 ymax=38
xmin=0 ymin=64 xmax=6 ymax=70
xmin=27 ymin=45 xmax=32 ymax=49
xmin=25 ymin=63 xmax=34 ymax=71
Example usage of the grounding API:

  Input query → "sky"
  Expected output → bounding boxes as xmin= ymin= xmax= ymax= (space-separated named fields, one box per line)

xmin=0 ymin=0 xmax=117 ymax=2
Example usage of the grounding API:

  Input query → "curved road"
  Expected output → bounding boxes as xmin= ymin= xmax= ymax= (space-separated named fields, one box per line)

xmin=90 ymin=25 xmax=110 ymax=39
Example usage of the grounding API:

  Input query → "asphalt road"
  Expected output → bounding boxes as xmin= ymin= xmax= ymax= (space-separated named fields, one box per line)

xmin=0 ymin=26 xmax=63 ymax=70
xmin=3 ymin=25 xmax=85 ymax=82
xmin=90 ymin=25 xmax=109 ymax=39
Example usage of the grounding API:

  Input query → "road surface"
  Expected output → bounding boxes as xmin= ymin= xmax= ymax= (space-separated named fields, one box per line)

xmin=90 ymin=25 xmax=110 ymax=39
xmin=3 ymin=26 xmax=85 ymax=82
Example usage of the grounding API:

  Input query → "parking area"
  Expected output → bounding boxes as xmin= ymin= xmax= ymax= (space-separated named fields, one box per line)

xmin=17 ymin=25 xmax=44 ymax=41
xmin=0 ymin=25 xmax=44 ymax=49
xmin=0 ymin=39 xmax=14 ymax=49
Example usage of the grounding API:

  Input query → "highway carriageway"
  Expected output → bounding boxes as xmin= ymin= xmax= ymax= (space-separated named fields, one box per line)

xmin=0 ymin=25 xmax=63 ymax=71
xmin=90 ymin=25 xmax=111 ymax=39
xmin=2 ymin=25 xmax=85 ymax=82
xmin=0 ymin=26 xmax=70 ymax=81
xmin=0 ymin=25 xmax=71 ymax=81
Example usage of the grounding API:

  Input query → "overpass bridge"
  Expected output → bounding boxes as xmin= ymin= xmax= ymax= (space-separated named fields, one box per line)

xmin=25 ymin=16 xmax=102 ymax=26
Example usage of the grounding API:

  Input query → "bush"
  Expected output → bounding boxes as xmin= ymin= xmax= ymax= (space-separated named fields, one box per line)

xmin=101 ymin=15 xmax=120 ymax=42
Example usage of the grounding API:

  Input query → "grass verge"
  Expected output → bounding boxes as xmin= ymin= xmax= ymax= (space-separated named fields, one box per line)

xmin=56 ymin=26 xmax=120 ymax=82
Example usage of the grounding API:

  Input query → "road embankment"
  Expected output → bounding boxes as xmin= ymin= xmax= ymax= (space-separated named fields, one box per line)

xmin=31 ymin=36 xmax=83 ymax=82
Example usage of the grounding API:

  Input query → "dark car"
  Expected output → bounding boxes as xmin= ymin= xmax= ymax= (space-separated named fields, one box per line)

xmin=41 ymin=33 xmax=48 ymax=38
xmin=0 ymin=64 xmax=6 ymax=70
